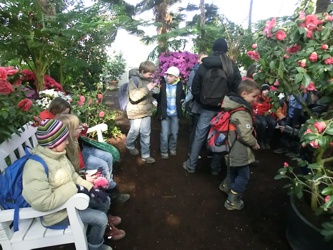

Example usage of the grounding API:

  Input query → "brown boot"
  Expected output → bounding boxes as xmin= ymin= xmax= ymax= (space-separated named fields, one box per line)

xmin=104 ymin=223 xmax=126 ymax=241
xmin=108 ymin=215 xmax=121 ymax=226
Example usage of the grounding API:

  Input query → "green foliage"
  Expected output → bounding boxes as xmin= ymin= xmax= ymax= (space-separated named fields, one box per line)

xmin=66 ymin=82 xmax=121 ymax=138
xmin=101 ymin=52 xmax=127 ymax=83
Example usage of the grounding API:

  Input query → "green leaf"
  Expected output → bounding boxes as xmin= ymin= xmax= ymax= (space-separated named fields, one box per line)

xmin=296 ymin=67 xmax=305 ymax=73
xmin=307 ymin=163 xmax=321 ymax=170
xmin=295 ymin=73 xmax=303 ymax=84
xmin=269 ymin=60 xmax=276 ymax=70
xmin=325 ymin=127 xmax=333 ymax=136
xmin=322 ymin=187 xmax=333 ymax=195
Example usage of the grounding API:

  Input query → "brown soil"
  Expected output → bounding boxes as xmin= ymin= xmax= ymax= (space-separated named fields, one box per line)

xmin=43 ymin=90 xmax=292 ymax=250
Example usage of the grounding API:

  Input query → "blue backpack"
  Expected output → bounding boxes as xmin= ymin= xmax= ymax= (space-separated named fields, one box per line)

xmin=118 ymin=76 xmax=139 ymax=111
xmin=0 ymin=147 xmax=48 ymax=232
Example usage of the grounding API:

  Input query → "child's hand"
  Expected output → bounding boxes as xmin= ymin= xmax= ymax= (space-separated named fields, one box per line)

xmin=85 ymin=173 xmax=97 ymax=183
xmin=147 ymin=82 xmax=156 ymax=90
xmin=252 ymin=142 xmax=260 ymax=150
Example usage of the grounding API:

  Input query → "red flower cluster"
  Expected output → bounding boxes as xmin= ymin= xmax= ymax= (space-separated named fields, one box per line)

xmin=262 ymin=17 xmax=276 ymax=38
xmin=17 ymin=99 xmax=33 ymax=112
xmin=247 ymin=51 xmax=260 ymax=61
xmin=20 ymin=69 xmax=64 ymax=92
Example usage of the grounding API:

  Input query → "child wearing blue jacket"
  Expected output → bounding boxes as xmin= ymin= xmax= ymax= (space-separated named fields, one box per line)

xmin=154 ymin=66 xmax=185 ymax=159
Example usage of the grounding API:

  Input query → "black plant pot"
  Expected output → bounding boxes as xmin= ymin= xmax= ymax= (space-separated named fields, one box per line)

xmin=286 ymin=196 xmax=333 ymax=250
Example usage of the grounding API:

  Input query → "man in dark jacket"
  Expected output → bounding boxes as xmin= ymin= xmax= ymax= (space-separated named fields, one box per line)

xmin=183 ymin=38 xmax=242 ymax=174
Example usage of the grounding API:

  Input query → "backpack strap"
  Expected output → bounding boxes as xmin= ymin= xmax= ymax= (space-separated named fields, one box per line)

xmin=132 ymin=76 xmax=139 ymax=87
xmin=13 ymin=152 xmax=49 ymax=232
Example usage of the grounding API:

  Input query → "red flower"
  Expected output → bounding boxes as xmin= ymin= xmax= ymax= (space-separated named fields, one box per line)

xmin=247 ymin=51 xmax=260 ymax=61
xmin=99 ymin=111 xmax=105 ymax=117
xmin=300 ymin=59 xmax=306 ymax=68
xmin=306 ymin=82 xmax=317 ymax=91
xmin=5 ymin=66 xmax=18 ymax=76
xmin=324 ymin=57 xmax=333 ymax=64
xmin=17 ymin=98 xmax=33 ymax=112
xmin=0 ymin=80 xmax=14 ymax=94
xmin=314 ymin=121 xmax=326 ymax=133
xmin=304 ymin=128 xmax=314 ymax=135
xmin=306 ymin=29 xmax=313 ymax=39
xmin=283 ymin=162 xmax=289 ymax=167
xmin=97 ymin=93 xmax=103 ymax=99
xmin=321 ymin=44 xmax=329 ymax=50
xmin=286 ymin=45 xmax=301 ymax=54
xmin=276 ymin=30 xmax=286 ymax=41
xmin=309 ymin=140 xmax=319 ymax=148
xmin=263 ymin=17 xmax=276 ymax=38
xmin=79 ymin=95 xmax=85 ymax=103
xmin=0 ymin=67 xmax=8 ymax=81
xmin=309 ymin=52 xmax=318 ymax=62
xmin=302 ymin=14 xmax=322 ymax=31
xmin=325 ymin=196 xmax=331 ymax=203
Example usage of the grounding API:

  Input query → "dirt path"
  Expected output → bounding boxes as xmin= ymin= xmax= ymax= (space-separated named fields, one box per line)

xmin=43 ymin=90 xmax=292 ymax=250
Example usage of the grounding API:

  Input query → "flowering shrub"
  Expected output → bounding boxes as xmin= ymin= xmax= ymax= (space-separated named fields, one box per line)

xmin=158 ymin=51 xmax=197 ymax=83
xmin=248 ymin=8 xmax=333 ymax=240
xmin=0 ymin=66 xmax=42 ymax=143
xmin=21 ymin=69 xmax=64 ymax=92
xmin=66 ymin=82 xmax=121 ymax=138
xmin=36 ymin=89 xmax=72 ymax=110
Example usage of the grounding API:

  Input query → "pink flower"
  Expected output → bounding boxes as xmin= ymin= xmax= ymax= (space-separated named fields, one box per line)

xmin=286 ymin=45 xmax=301 ymax=54
xmin=283 ymin=162 xmax=289 ymax=167
xmin=324 ymin=57 xmax=333 ymax=64
xmin=306 ymin=30 xmax=313 ymax=39
xmin=77 ymin=101 xmax=83 ymax=106
xmin=302 ymin=14 xmax=322 ymax=31
xmin=79 ymin=95 xmax=85 ymax=103
xmin=300 ymin=59 xmax=306 ymax=68
xmin=314 ymin=121 xmax=326 ymax=133
xmin=325 ymin=15 xmax=333 ymax=21
xmin=325 ymin=196 xmax=331 ymax=203
xmin=0 ymin=67 xmax=8 ymax=81
xmin=330 ymin=142 xmax=333 ymax=147
xmin=321 ymin=44 xmax=329 ymax=50
xmin=309 ymin=140 xmax=319 ymax=148
xmin=309 ymin=52 xmax=318 ymax=62
xmin=5 ymin=66 xmax=18 ymax=76
xmin=306 ymin=82 xmax=317 ymax=91
xmin=263 ymin=17 xmax=276 ymax=38
xmin=304 ymin=128 xmax=314 ymax=135
xmin=247 ymin=51 xmax=260 ymax=61
xmin=0 ymin=80 xmax=14 ymax=94
xmin=99 ymin=111 xmax=105 ymax=117
xmin=276 ymin=30 xmax=287 ymax=41
xmin=88 ymin=99 xmax=92 ymax=105
xmin=252 ymin=44 xmax=257 ymax=49
xmin=17 ymin=99 xmax=33 ymax=112
xmin=284 ymin=54 xmax=290 ymax=59
xmin=97 ymin=94 xmax=103 ymax=99
xmin=298 ymin=11 xmax=306 ymax=20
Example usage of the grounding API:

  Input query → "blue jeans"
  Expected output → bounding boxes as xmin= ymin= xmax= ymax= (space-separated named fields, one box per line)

xmin=53 ymin=198 xmax=110 ymax=250
xmin=82 ymin=146 xmax=116 ymax=189
xmin=229 ymin=165 xmax=250 ymax=193
xmin=126 ymin=116 xmax=151 ymax=158
xmin=160 ymin=116 xmax=179 ymax=153
xmin=186 ymin=109 xmax=223 ymax=172
xmin=255 ymin=115 xmax=276 ymax=143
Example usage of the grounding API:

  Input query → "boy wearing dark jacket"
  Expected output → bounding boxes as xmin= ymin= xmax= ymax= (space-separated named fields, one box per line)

xmin=154 ymin=66 xmax=185 ymax=159
xmin=220 ymin=80 xmax=260 ymax=210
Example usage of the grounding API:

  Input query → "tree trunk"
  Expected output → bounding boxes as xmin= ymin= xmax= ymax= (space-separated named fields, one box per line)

xmin=248 ymin=0 xmax=253 ymax=31
xmin=199 ymin=0 xmax=206 ymax=52
xmin=316 ymin=0 xmax=330 ymax=13
xmin=154 ymin=0 xmax=171 ymax=54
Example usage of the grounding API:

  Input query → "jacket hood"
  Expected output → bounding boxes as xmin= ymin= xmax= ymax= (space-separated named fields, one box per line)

xmin=128 ymin=68 xmax=140 ymax=79
xmin=201 ymin=56 xmax=223 ymax=69
xmin=222 ymin=93 xmax=253 ymax=113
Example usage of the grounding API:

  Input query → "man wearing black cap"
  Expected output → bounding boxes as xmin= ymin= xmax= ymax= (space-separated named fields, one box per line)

xmin=183 ymin=38 xmax=242 ymax=174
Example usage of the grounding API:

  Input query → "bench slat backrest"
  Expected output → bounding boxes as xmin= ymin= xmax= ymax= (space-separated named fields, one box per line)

xmin=0 ymin=124 xmax=37 ymax=172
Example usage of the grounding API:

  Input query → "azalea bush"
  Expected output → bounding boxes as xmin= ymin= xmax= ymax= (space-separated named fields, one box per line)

xmin=66 ymin=82 xmax=121 ymax=138
xmin=247 ymin=6 xmax=333 ymax=240
xmin=158 ymin=51 xmax=197 ymax=83
xmin=0 ymin=66 xmax=42 ymax=143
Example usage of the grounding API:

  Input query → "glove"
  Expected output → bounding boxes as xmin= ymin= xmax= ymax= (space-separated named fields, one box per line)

xmin=76 ymin=184 xmax=89 ymax=195
xmin=90 ymin=188 xmax=108 ymax=203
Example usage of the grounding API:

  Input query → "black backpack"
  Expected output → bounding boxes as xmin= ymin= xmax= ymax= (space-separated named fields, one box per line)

xmin=200 ymin=56 xmax=229 ymax=106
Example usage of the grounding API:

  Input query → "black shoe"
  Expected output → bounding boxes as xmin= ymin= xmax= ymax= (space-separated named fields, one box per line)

xmin=110 ymin=193 xmax=130 ymax=204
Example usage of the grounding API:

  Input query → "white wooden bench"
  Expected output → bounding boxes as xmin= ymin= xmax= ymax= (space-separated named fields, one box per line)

xmin=0 ymin=123 xmax=108 ymax=250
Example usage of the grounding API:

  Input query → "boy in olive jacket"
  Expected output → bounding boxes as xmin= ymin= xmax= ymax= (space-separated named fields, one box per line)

xmin=220 ymin=80 xmax=260 ymax=210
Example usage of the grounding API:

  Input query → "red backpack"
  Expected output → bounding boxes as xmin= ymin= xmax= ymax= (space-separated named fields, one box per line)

xmin=207 ymin=107 xmax=246 ymax=155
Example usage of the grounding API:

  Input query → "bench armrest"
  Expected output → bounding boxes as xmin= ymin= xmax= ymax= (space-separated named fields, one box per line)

xmin=87 ymin=123 xmax=108 ymax=142
xmin=0 ymin=193 xmax=90 ymax=223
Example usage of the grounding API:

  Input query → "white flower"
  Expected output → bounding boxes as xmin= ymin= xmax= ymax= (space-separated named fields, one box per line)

xmin=37 ymin=89 xmax=72 ymax=109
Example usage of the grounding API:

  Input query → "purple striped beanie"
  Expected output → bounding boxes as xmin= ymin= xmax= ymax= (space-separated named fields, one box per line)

xmin=37 ymin=119 xmax=69 ymax=149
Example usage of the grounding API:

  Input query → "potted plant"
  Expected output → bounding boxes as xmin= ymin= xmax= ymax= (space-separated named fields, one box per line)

xmin=247 ymin=5 xmax=333 ymax=249
xmin=101 ymin=51 xmax=126 ymax=89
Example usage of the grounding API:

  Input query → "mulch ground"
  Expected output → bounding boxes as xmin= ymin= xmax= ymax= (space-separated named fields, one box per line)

xmin=42 ymin=89 xmax=292 ymax=250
